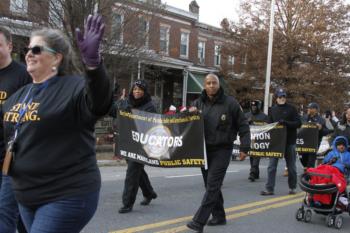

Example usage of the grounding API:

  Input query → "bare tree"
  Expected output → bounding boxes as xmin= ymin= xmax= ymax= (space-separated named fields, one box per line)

xmin=6 ymin=0 xmax=163 ymax=82
xmin=221 ymin=0 xmax=350 ymax=111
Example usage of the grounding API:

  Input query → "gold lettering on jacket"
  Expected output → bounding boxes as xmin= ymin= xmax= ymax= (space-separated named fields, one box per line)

xmin=0 ymin=91 xmax=8 ymax=105
xmin=4 ymin=102 xmax=41 ymax=123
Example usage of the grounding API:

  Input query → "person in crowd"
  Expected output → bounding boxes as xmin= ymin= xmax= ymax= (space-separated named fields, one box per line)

xmin=331 ymin=107 xmax=350 ymax=144
xmin=112 ymin=79 xmax=158 ymax=214
xmin=261 ymin=88 xmax=301 ymax=196
xmin=300 ymin=102 xmax=330 ymax=169
xmin=245 ymin=100 xmax=268 ymax=182
xmin=186 ymin=73 xmax=251 ymax=232
xmin=0 ymin=26 xmax=31 ymax=233
xmin=323 ymin=136 xmax=350 ymax=176
xmin=1 ymin=15 xmax=112 ymax=233
xmin=324 ymin=110 xmax=338 ymax=132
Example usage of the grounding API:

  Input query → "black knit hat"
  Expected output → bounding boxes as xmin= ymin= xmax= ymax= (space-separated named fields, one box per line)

xmin=132 ymin=79 xmax=147 ymax=91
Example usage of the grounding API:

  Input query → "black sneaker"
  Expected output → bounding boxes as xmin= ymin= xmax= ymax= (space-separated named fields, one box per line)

xmin=186 ymin=221 xmax=204 ymax=232
xmin=207 ymin=217 xmax=227 ymax=226
xmin=118 ymin=206 xmax=133 ymax=214
xmin=140 ymin=192 xmax=157 ymax=205
xmin=260 ymin=190 xmax=274 ymax=196
xmin=248 ymin=175 xmax=255 ymax=182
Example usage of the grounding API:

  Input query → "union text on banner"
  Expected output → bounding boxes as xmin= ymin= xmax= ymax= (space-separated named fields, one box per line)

xmin=117 ymin=110 xmax=205 ymax=167
xmin=248 ymin=123 xmax=287 ymax=158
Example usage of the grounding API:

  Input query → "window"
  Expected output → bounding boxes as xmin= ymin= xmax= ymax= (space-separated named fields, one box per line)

xmin=49 ymin=1 xmax=63 ymax=28
xmin=138 ymin=17 xmax=150 ymax=48
xmin=10 ymin=0 xmax=28 ymax=14
xmin=160 ymin=25 xmax=170 ymax=54
xmin=241 ymin=53 xmax=247 ymax=65
xmin=198 ymin=41 xmax=205 ymax=64
xmin=180 ymin=32 xmax=189 ymax=58
xmin=214 ymin=45 xmax=221 ymax=66
xmin=228 ymin=55 xmax=235 ymax=65
xmin=111 ymin=13 xmax=123 ymax=43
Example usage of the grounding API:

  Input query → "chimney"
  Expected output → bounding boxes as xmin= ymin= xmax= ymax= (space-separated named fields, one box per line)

xmin=189 ymin=0 xmax=199 ymax=18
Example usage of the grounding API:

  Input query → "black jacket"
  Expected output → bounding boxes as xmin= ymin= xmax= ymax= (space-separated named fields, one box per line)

xmin=268 ymin=103 xmax=301 ymax=145
xmin=2 ymin=64 xmax=112 ymax=206
xmin=245 ymin=111 xmax=269 ymax=125
xmin=193 ymin=88 xmax=251 ymax=152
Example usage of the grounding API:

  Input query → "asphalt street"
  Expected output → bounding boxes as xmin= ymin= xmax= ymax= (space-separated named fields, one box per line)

xmin=83 ymin=158 xmax=350 ymax=233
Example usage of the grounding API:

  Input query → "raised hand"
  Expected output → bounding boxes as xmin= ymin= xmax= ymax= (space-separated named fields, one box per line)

xmin=75 ymin=14 xmax=105 ymax=67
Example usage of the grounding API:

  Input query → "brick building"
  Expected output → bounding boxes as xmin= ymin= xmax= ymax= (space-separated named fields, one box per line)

xmin=111 ymin=0 xmax=239 ymax=112
xmin=0 ymin=0 xmax=241 ymax=138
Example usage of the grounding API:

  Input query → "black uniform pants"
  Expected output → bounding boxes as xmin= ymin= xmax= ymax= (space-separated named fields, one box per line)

xmin=122 ymin=160 xmax=155 ymax=207
xmin=249 ymin=156 xmax=260 ymax=178
xmin=193 ymin=149 xmax=232 ymax=225
xmin=300 ymin=153 xmax=317 ymax=168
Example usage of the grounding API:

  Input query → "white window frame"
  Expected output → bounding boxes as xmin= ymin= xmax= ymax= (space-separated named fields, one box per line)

xmin=10 ymin=0 xmax=28 ymax=15
xmin=180 ymin=31 xmax=190 ymax=58
xmin=228 ymin=55 xmax=235 ymax=65
xmin=111 ymin=13 xmax=124 ymax=44
xmin=159 ymin=24 xmax=170 ymax=55
xmin=198 ymin=40 xmax=206 ymax=64
xmin=139 ymin=16 xmax=150 ymax=48
xmin=214 ymin=44 xmax=221 ymax=66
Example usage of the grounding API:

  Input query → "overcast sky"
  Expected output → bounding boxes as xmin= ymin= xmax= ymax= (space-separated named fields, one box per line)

xmin=163 ymin=0 xmax=350 ymax=28
xmin=163 ymin=0 xmax=241 ymax=27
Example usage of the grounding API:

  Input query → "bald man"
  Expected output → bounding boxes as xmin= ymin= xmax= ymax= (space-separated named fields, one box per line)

xmin=187 ymin=74 xmax=251 ymax=232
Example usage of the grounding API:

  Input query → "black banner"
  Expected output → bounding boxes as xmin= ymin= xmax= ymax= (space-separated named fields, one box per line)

xmin=248 ymin=123 xmax=287 ymax=158
xmin=117 ymin=110 xmax=205 ymax=167
xmin=296 ymin=123 xmax=319 ymax=153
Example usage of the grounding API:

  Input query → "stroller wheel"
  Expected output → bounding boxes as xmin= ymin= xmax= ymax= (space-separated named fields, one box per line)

xmin=295 ymin=208 xmax=304 ymax=221
xmin=334 ymin=215 xmax=343 ymax=229
xmin=304 ymin=209 xmax=312 ymax=223
xmin=326 ymin=214 xmax=334 ymax=227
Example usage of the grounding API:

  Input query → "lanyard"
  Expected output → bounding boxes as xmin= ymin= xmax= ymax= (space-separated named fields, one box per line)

xmin=12 ymin=81 xmax=49 ymax=141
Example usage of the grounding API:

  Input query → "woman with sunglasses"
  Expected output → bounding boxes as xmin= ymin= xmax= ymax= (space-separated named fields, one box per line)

xmin=1 ymin=15 xmax=112 ymax=233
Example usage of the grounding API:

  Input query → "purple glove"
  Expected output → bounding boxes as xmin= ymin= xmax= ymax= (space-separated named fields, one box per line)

xmin=75 ymin=14 xmax=105 ymax=67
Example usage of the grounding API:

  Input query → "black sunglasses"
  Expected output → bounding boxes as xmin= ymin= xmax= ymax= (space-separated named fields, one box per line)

xmin=24 ymin=45 xmax=57 ymax=55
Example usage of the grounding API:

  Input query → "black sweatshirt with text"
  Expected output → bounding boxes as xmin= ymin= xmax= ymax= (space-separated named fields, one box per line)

xmin=1 ymin=64 xmax=112 ymax=206
xmin=0 ymin=60 xmax=31 ymax=166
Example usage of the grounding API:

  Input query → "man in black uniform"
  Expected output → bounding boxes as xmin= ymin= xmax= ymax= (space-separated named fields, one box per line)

xmin=260 ymin=88 xmax=301 ymax=196
xmin=0 ymin=26 xmax=31 ymax=233
xmin=300 ymin=102 xmax=329 ymax=169
xmin=245 ymin=100 xmax=268 ymax=181
xmin=186 ymin=74 xmax=251 ymax=232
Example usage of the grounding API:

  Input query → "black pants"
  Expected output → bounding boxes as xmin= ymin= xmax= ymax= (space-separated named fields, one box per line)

xmin=300 ymin=153 xmax=316 ymax=168
xmin=193 ymin=149 xmax=232 ymax=225
xmin=249 ymin=156 xmax=260 ymax=178
xmin=122 ymin=160 xmax=155 ymax=207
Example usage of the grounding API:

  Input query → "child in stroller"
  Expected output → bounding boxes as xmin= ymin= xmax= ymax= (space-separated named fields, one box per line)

xmin=296 ymin=136 xmax=350 ymax=229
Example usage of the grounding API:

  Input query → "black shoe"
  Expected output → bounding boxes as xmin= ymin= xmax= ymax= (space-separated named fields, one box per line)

xmin=248 ymin=176 xmax=255 ymax=182
xmin=186 ymin=221 xmax=204 ymax=232
xmin=260 ymin=190 xmax=274 ymax=196
xmin=207 ymin=217 xmax=227 ymax=226
xmin=118 ymin=206 xmax=132 ymax=213
xmin=140 ymin=192 xmax=157 ymax=205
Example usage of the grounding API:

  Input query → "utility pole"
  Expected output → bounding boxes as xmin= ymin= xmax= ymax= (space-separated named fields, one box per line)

xmin=263 ymin=0 xmax=276 ymax=114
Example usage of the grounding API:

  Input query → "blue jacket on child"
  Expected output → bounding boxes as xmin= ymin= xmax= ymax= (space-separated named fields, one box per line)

xmin=323 ymin=136 xmax=350 ymax=174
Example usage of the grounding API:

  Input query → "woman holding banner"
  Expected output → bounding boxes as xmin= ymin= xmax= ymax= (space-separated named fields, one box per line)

xmin=114 ymin=79 xmax=158 ymax=214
